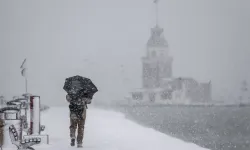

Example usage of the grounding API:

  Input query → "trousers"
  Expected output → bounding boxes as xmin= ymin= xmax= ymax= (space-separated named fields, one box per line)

xmin=69 ymin=108 xmax=86 ymax=144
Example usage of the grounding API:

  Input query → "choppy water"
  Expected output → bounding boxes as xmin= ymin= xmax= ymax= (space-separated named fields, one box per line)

xmin=118 ymin=105 xmax=250 ymax=150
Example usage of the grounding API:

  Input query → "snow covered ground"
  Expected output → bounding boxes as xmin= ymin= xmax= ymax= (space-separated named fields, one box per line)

xmin=14 ymin=107 xmax=209 ymax=150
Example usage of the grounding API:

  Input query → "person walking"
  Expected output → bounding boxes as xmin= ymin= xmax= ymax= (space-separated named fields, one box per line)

xmin=66 ymin=93 xmax=91 ymax=148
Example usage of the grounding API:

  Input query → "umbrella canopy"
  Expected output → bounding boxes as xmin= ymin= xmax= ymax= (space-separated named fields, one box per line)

xmin=63 ymin=75 xmax=98 ymax=99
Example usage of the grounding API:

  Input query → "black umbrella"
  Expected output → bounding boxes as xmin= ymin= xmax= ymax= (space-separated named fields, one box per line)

xmin=63 ymin=75 xmax=98 ymax=99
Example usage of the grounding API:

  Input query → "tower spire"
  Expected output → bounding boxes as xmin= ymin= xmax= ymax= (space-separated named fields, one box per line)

xmin=153 ymin=0 xmax=159 ymax=26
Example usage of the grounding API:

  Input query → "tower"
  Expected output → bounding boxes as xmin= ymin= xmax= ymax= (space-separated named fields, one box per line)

xmin=142 ymin=0 xmax=173 ymax=88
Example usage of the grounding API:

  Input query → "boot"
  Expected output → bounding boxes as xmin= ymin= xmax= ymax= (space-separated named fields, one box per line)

xmin=70 ymin=138 xmax=75 ymax=146
xmin=77 ymin=143 xmax=83 ymax=148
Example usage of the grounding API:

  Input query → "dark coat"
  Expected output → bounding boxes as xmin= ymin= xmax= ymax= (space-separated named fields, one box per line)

xmin=66 ymin=94 xmax=89 ymax=119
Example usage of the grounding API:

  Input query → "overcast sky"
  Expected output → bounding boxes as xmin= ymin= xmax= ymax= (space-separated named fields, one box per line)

xmin=0 ymin=0 xmax=250 ymax=106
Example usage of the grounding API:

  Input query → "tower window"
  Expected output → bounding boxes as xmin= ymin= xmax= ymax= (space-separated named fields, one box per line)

xmin=132 ymin=92 xmax=143 ymax=100
xmin=161 ymin=90 xmax=172 ymax=100
xmin=151 ymin=51 xmax=156 ymax=57
xmin=149 ymin=92 xmax=156 ymax=102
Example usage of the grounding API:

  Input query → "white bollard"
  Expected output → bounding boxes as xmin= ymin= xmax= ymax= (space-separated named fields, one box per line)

xmin=30 ymin=96 xmax=40 ymax=135
xmin=23 ymin=95 xmax=49 ymax=145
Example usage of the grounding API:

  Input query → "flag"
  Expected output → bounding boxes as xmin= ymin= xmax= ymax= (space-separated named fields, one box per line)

xmin=21 ymin=68 xmax=27 ymax=77
xmin=20 ymin=58 xmax=26 ymax=69
xmin=20 ymin=59 xmax=27 ymax=78
xmin=154 ymin=0 xmax=159 ymax=3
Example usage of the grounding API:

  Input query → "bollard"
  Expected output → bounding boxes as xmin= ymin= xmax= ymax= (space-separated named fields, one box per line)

xmin=30 ymin=96 xmax=40 ymax=135
xmin=23 ymin=95 xmax=49 ymax=145
xmin=0 ymin=107 xmax=21 ymax=149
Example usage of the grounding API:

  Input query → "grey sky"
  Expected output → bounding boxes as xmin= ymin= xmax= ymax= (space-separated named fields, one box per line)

xmin=0 ymin=0 xmax=250 ymax=105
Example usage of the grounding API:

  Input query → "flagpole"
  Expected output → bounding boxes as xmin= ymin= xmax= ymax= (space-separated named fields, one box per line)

xmin=154 ymin=0 xmax=159 ymax=26
xmin=25 ymin=78 xmax=28 ymax=93
xmin=156 ymin=1 xmax=158 ymax=25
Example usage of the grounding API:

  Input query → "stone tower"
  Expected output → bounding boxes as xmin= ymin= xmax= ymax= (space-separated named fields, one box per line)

xmin=142 ymin=0 xmax=173 ymax=88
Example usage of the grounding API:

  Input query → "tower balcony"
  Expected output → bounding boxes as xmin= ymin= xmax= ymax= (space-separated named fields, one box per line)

xmin=142 ymin=56 xmax=173 ymax=64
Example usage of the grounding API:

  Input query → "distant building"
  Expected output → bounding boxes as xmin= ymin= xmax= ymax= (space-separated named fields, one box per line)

xmin=128 ymin=1 xmax=211 ymax=105
xmin=142 ymin=25 xmax=173 ymax=88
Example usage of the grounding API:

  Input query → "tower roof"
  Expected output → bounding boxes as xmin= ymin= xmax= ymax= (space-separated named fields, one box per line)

xmin=147 ymin=25 xmax=168 ymax=47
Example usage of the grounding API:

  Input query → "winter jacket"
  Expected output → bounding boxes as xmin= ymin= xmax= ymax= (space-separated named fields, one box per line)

xmin=66 ymin=94 xmax=91 ymax=119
